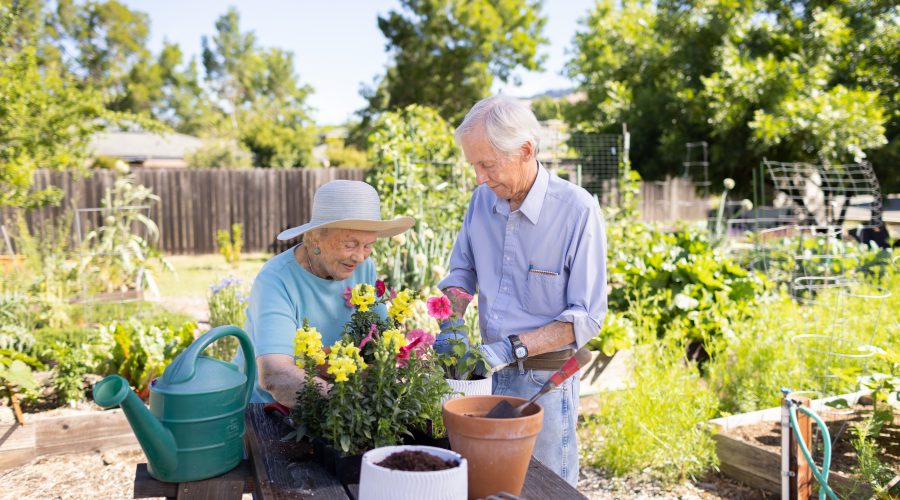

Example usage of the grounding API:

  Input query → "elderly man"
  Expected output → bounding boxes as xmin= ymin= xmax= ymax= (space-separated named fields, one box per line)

xmin=437 ymin=95 xmax=607 ymax=485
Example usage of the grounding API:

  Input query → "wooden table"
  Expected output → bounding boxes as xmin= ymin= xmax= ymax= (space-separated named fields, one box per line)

xmin=136 ymin=403 xmax=587 ymax=499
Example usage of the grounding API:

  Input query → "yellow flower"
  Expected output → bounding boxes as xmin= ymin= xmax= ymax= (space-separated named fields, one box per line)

xmin=327 ymin=356 xmax=357 ymax=383
xmin=381 ymin=328 xmax=407 ymax=354
xmin=350 ymin=284 xmax=376 ymax=312
xmin=294 ymin=325 xmax=326 ymax=365
xmin=389 ymin=290 xmax=414 ymax=323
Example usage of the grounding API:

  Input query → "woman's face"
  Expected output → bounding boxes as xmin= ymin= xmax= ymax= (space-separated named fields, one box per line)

xmin=308 ymin=228 xmax=378 ymax=280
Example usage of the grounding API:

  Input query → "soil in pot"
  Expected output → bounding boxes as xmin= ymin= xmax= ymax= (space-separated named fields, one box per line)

xmin=377 ymin=450 xmax=460 ymax=471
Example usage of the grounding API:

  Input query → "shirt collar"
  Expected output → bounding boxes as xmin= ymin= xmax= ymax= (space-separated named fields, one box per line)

xmin=491 ymin=163 xmax=549 ymax=224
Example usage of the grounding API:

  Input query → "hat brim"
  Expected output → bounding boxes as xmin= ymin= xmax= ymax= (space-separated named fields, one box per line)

xmin=276 ymin=216 xmax=415 ymax=241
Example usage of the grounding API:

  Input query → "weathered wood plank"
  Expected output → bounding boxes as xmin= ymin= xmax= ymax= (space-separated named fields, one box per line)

xmin=0 ymin=423 xmax=36 ymax=469
xmin=133 ymin=461 xmax=254 ymax=499
xmin=35 ymin=409 xmax=136 ymax=456
xmin=244 ymin=404 xmax=347 ymax=500
xmin=712 ymin=434 xmax=781 ymax=493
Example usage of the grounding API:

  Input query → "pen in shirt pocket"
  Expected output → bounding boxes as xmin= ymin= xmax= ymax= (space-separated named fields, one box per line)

xmin=528 ymin=263 xmax=559 ymax=277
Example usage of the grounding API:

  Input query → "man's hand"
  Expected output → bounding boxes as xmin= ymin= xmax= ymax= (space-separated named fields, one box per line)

xmin=434 ymin=318 xmax=468 ymax=355
xmin=468 ymin=338 xmax=516 ymax=377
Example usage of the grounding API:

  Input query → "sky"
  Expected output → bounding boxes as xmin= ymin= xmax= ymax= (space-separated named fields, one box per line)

xmin=120 ymin=0 xmax=596 ymax=125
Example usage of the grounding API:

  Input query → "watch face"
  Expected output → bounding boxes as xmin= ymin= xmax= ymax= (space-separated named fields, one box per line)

xmin=515 ymin=346 xmax=528 ymax=359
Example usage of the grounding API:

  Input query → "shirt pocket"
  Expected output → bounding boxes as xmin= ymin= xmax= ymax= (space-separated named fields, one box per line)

xmin=522 ymin=271 xmax=568 ymax=317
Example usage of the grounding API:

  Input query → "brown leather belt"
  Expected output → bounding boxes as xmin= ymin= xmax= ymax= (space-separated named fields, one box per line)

xmin=521 ymin=348 xmax=576 ymax=371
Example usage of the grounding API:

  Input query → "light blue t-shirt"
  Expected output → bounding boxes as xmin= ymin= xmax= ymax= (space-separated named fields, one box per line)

xmin=234 ymin=245 xmax=384 ymax=403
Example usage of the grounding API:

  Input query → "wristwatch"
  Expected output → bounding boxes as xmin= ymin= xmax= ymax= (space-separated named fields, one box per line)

xmin=508 ymin=334 xmax=529 ymax=361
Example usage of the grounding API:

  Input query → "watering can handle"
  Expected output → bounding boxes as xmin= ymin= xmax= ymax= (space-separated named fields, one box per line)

xmin=161 ymin=325 xmax=257 ymax=407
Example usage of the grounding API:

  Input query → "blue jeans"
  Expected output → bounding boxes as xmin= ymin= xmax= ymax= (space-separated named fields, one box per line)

xmin=492 ymin=366 xmax=580 ymax=486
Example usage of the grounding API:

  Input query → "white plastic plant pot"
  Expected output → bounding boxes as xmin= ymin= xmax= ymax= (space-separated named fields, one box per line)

xmin=359 ymin=445 xmax=467 ymax=500
xmin=443 ymin=376 xmax=493 ymax=403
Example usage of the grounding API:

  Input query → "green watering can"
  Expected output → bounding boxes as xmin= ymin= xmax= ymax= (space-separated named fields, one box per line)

xmin=93 ymin=325 xmax=256 ymax=483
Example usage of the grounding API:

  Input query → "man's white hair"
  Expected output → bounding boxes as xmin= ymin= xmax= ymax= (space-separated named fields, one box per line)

xmin=455 ymin=95 xmax=541 ymax=158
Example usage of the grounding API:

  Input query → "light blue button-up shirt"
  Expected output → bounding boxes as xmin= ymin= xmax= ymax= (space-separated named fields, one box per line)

xmin=439 ymin=165 xmax=608 ymax=349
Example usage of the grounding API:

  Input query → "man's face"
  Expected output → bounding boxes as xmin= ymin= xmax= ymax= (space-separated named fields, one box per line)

xmin=459 ymin=124 xmax=534 ymax=202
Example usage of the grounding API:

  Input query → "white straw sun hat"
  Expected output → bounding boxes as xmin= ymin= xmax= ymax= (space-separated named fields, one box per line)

xmin=276 ymin=180 xmax=414 ymax=241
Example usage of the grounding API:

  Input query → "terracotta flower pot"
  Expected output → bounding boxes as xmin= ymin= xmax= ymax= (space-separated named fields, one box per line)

xmin=442 ymin=376 xmax=492 ymax=404
xmin=359 ymin=445 xmax=467 ymax=500
xmin=442 ymin=395 xmax=543 ymax=499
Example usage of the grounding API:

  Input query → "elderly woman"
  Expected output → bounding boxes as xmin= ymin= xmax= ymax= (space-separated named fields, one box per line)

xmin=234 ymin=180 xmax=413 ymax=405
xmin=437 ymin=95 xmax=608 ymax=485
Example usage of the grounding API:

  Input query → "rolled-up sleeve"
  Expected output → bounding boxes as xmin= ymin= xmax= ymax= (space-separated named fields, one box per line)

xmin=438 ymin=202 xmax=478 ymax=295
xmin=555 ymin=205 xmax=608 ymax=348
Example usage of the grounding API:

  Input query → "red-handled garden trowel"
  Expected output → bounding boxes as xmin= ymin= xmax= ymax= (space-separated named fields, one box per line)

xmin=485 ymin=346 xmax=592 ymax=419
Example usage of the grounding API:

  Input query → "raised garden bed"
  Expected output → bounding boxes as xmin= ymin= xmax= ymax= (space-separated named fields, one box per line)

xmin=708 ymin=391 xmax=898 ymax=498
xmin=0 ymin=406 xmax=135 ymax=469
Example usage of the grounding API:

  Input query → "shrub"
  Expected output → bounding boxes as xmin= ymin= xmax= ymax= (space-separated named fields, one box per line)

xmin=207 ymin=277 xmax=248 ymax=360
xmin=216 ymin=224 xmax=243 ymax=268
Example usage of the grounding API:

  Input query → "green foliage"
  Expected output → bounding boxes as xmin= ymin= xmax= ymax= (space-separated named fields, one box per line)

xmin=530 ymin=95 xmax=573 ymax=121
xmin=324 ymin=141 xmax=368 ymax=168
xmin=581 ymin=341 xmax=719 ymax=483
xmin=216 ymin=223 xmax=244 ymax=268
xmin=80 ymin=172 xmax=173 ymax=297
xmin=0 ymin=348 xmax=40 ymax=393
xmin=365 ymin=105 xmax=472 ymax=287
xmin=48 ymin=341 xmax=93 ymax=403
xmin=95 ymin=318 xmax=197 ymax=394
xmin=0 ymin=47 xmax=107 ymax=208
xmin=606 ymin=222 xmax=769 ymax=345
xmin=186 ymin=139 xmax=253 ymax=168
xmin=358 ymin=0 xmax=547 ymax=131
xmin=567 ymin=1 xmax=898 ymax=191
xmin=202 ymin=8 xmax=316 ymax=167
xmin=206 ymin=276 xmax=248 ymax=360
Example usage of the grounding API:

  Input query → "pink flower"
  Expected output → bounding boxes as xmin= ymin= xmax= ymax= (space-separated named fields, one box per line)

xmin=426 ymin=296 xmax=453 ymax=321
xmin=375 ymin=280 xmax=386 ymax=297
xmin=448 ymin=287 xmax=474 ymax=302
xmin=406 ymin=329 xmax=435 ymax=348
xmin=358 ymin=323 xmax=378 ymax=350
xmin=342 ymin=287 xmax=353 ymax=308
xmin=397 ymin=335 xmax=425 ymax=366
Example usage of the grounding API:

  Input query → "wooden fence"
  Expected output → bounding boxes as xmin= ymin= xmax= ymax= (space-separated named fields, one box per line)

xmin=1 ymin=169 xmax=708 ymax=255
xmin=3 ymin=168 xmax=365 ymax=254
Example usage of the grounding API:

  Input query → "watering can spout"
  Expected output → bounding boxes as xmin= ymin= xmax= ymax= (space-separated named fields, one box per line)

xmin=93 ymin=375 xmax=178 ymax=477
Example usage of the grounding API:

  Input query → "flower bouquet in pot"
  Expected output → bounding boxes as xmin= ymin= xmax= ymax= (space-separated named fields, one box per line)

xmin=289 ymin=281 xmax=452 ymax=484
xmin=427 ymin=290 xmax=492 ymax=400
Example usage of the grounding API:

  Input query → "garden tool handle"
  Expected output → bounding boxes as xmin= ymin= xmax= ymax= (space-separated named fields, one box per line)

xmin=525 ymin=347 xmax=593 ymax=407
xmin=548 ymin=347 xmax=593 ymax=388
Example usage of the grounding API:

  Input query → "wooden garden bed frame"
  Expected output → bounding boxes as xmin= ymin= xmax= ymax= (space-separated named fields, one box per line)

xmin=0 ymin=408 xmax=135 ymax=468
xmin=707 ymin=391 xmax=872 ymax=498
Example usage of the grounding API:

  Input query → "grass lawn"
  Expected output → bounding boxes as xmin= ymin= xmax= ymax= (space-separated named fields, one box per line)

xmin=156 ymin=252 xmax=270 ymax=299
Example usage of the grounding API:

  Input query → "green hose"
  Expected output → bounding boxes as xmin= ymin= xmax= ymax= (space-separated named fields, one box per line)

xmin=788 ymin=404 xmax=840 ymax=500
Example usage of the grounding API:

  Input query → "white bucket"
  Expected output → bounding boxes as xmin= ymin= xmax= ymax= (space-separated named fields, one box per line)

xmin=359 ymin=445 xmax=467 ymax=500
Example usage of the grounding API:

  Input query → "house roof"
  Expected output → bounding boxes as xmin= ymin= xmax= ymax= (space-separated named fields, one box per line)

xmin=89 ymin=131 xmax=203 ymax=161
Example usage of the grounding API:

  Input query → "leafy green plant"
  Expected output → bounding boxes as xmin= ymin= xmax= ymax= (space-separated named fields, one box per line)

xmin=95 ymin=318 xmax=197 ymax=395
xmin=80 ymin=172 xmax=173 ymax=297
xmin=49 ymin=341 xmax=93 ymax=403
xmin=581 ymin=340 xmax=719 ymax=483
xmin=216 ymin=224 xmax=243 ymax=268
xmin=207 ymin=276 xmax=248 ymax=360
xmin=0 ymin=348 xmax=41 ymax=425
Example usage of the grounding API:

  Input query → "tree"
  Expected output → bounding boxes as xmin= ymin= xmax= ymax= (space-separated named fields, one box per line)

xmin=359 ymin=0 xmax=548 ymax=131
xmin=202 ymin=8 xmax=316 ymax=167
xmin=0 ymin=47 xmax=109 ymax=207
xmin=566 ymin=0 xmax=897 ymax=192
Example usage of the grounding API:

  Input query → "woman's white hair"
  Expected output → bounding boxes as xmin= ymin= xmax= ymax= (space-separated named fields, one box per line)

xmin=454 ymin=95 xmax=541 ymax=159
